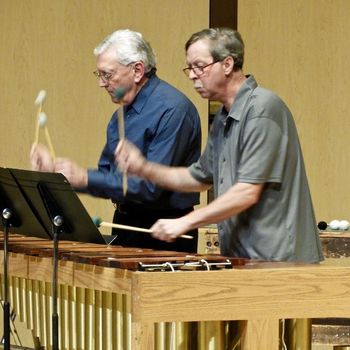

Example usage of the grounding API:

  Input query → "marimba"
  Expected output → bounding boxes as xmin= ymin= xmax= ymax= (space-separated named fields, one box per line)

xmin=1 ymin=234 xmax=350 ymax=350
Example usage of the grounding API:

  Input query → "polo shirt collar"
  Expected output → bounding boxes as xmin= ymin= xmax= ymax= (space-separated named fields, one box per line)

xmin=227 ymin=75 xmax=257 ymax=122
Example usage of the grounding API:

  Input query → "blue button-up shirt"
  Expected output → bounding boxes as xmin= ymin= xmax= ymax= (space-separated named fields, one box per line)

xmin=87 ymin=74 xmax=201 ymax=210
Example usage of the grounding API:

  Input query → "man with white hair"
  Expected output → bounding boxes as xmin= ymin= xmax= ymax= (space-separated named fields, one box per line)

xmin=30 ymin=29 xmax=201 ymax=252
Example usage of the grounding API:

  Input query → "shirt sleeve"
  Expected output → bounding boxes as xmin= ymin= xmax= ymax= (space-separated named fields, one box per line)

xmin=189 ymin=140 xmax=214 ymax=184
xmin=237 ymin=116 xmax=288 ymax=183
xmin=85 ymin=103 xmax=201 ymax=205
xmin=85 ymin=131 xmax=125 ymax=199
xmin=188 ymin=119 xmax=217 ymax=184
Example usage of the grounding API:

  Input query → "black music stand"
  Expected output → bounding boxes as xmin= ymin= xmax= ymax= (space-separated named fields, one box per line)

xmin=0 ymin=167 xmax=106 ymax=350
xmin=0 ymin=167 xmax=51 ymax=239
xmin=0 ymin=167 xmax=52 ymax=350
xmin=8 ymin=168 xmax=105 ymax=244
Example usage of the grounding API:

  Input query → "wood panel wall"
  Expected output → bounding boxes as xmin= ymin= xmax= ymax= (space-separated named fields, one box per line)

xmin=0 ymin=0 xmax=209 ymax=232
xmin=238 ymin=0 xmax=350 ymax=222
xmin=6 ymin=0 xmax=345 ymax=230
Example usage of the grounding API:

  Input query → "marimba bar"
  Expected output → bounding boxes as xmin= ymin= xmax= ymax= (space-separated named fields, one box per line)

xmin=0 ymin=234 xmax=246 ymax=350
xmin=1 ymin=234 xmax=350 ymax=350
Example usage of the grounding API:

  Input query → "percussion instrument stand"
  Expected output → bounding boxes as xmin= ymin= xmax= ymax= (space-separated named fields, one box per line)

xmin=37 ymin=182 xmax=69 ymax=350
xmin=1 ymin=208 xmax=13 ymax=350
xmin=51 ymin=215 xmax=63 ymax=350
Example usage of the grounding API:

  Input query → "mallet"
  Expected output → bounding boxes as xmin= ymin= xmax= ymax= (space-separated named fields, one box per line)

xmin=92 ymin=216 xmax=193 ymax=239
xmin=34 ymin=90 xmax=47 ymax=145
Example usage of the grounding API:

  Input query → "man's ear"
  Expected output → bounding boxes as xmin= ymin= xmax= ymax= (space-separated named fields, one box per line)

xmin=133 ymin=61 xmax=145 ymax=83
xmin=222 ymin=56 xmax=235 ymax=75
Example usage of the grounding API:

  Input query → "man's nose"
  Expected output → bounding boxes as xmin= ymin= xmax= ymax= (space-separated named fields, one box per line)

xmin=99 ymin=78 xmax=108 ymax=87
xmin=188 ymin=69 xmax=198 ymax=80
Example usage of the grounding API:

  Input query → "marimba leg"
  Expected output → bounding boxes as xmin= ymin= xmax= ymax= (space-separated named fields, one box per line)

xmin=239 ymin=319 xmax=279 ymax=350
xmin=132 ymin=321 xmax=154 ymax=350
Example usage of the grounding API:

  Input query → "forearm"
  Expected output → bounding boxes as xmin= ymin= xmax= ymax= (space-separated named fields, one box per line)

xmin=179 ymin=182 xmax=264 ymax=229
xmin=54 ymin=158 xmax=88 ymax=189
xmin=87 ymin=168 xmax=130 ymax=200
xmin=141 ymin=162 xmax=210 ymax=193
xmin=116 ymin=139 xmax=209 ymax=192
xmin=87 ymin=167 xmax=196 ymax=203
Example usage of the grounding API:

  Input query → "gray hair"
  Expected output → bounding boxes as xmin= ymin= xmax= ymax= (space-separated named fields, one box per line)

xmin=94 ymin=29 xmax=157 ymax=74
xmin=185 ymin=28 xmax=244 ymax=70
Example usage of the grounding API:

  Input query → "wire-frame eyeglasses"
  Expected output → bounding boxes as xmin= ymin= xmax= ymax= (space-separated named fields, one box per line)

xmin=182 ymin=60 xmax=221 ymax=77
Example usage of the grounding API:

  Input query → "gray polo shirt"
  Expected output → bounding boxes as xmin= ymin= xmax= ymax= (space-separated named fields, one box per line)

xmin=189 ymin=75 xmax=324 ymax=263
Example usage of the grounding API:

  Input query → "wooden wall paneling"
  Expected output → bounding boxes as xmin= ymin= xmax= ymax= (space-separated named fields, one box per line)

xmin=238 ymin=0 xmax=350 ymax=221
xmin=0 ymin=0 xmax=209 ymax=231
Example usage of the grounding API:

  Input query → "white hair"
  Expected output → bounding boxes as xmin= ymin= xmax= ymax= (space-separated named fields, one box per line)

xmin=94 ymin=29 xmax=157 ymax=73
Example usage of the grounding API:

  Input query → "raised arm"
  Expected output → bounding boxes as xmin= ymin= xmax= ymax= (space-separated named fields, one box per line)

xmin=115 ymin=139 xmax=211 ymax=193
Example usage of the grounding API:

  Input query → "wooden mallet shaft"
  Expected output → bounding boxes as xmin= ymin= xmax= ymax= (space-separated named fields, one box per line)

xmin=114 ymin=87 xmax=127 ymax=196
xmin=36 ymin=112 xmax=56 ymax=159
xmin=44 ymin=125 xmax=56 ymax=159
xmin=93 ymin=218 xmax=193 ymax=240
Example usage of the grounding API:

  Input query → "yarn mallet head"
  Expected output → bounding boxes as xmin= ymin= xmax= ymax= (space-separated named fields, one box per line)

xmin=114 ymin=87 xmax=126 ymax=102
xmin=34 ymin=90 xmax=47 ymax=106
xmin=91 ymin=216 xmax=102 ymax=227
xmin=38 ymin=112 xmax=47 ymax=127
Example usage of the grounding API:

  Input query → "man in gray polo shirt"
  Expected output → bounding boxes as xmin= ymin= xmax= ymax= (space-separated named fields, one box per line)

xmin=115 ymin=28 xmax=324 ymax=263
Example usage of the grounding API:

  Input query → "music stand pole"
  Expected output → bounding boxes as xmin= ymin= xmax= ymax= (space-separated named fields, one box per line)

xmin=51 ymin=215 xmax=63 ymax=350
xmin=36 ymin=181 xmax=66 ymax=350
xmin=2 ymin=208 xmax=12 ymax=350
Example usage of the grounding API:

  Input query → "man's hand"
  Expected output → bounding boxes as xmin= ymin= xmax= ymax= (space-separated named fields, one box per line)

xmin=30 ymin=143 xmax=54 ymax=172
xmin=115 ymin=139 xmax=147 ymax=177
xmin=150 ymin=217 xmax=192 ymax=242
xmin=54 ymin=158 xmax=88 ymax=188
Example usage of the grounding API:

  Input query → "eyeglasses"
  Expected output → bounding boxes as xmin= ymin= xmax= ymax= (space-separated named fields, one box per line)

xmin=182 ymin=60 xmax=221 ymax=77
xmin=93 ymin=70 xmax=116 ymax=82
xmin=93 ymin=62 xmax=136 ymax=83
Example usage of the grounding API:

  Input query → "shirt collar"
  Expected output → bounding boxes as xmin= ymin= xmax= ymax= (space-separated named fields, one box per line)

xmin=127 ymin=74 xmax=160 ymax=114
xmin=225 ymin=75 xmax=258 ymax=122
